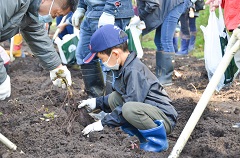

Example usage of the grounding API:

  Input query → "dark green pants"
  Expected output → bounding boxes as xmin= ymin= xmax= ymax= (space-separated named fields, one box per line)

xmin=108 ymin=91 xmax=172 ymax=134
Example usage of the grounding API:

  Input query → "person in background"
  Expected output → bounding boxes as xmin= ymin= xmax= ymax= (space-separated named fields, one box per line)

xmin=176 ymin=2 xmax=200 ymax=56
xmin=205 ymin=0 xmax=240 ymax=70
xmin=78 ymin=25 xmax=178 ymax=152
xmin=56 ymin=12 xmax=74 ymax=40
xmin=173 ymin=23 xmax=181 ymax=53
xmin=206 ymin=0 xmax=240 ymax=129
xmin=71 ymin=0 xmax=134 ymax=98
xmin=134 ymin=0 xmax=192 ymax=86
xmin=0 ymin=0 xmax=78 ymax=100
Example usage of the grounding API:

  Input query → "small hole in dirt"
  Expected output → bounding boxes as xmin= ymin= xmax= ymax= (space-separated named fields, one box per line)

xmin=210 ymin=129 xmax=225 ymax=137
xmin=224 ymin=142 xmax=231 ymax=149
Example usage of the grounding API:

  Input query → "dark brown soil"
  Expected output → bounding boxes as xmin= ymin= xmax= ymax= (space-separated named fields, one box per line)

xmin=0 ymin=44 xmax=240 ymax=158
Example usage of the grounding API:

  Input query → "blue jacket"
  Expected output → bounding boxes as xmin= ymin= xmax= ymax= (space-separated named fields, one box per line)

xmin=96 ymin=52 xmax=178 ymax=129
xmin=78 ymin=0 xmax=134 ymax=18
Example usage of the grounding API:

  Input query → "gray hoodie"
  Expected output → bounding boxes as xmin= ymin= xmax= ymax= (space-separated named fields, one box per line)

xmin=0 ymin=0 xmax=61 ymax=84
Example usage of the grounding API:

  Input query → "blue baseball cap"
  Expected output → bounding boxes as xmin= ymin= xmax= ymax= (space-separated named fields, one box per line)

xmin=83 ymin=24 xmax=128 ymax=64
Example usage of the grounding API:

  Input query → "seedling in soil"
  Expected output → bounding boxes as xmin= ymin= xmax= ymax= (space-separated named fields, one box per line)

xmin=40 ymin=112 xmax=57 ymax=122
xmin=52 ymin=70 xmax=94 ymax=134
xmin=43 ymin=112 xmax=56 ymax=119
xmin=0 ymin=112 xmax=3 ymax=116
xmin=53 ymin=69 xmax=73 ymax=98
xmin=52 ymin=69 xmax=77 ymax=108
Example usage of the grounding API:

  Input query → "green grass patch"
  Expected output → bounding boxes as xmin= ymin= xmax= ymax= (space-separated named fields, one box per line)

xmin=141 ymin=31 xmax=156 ymax=50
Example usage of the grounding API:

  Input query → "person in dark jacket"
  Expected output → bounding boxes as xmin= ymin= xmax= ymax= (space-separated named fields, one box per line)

xmin=78 ymin=25 xmax=178 ymax=152
xmin=176 ymin=1 xmax=201 ymax=56
xmin=135 ymin=0 xmax=192 ymax=86
xmin=0 ymin=0 xmax=78 ymax=100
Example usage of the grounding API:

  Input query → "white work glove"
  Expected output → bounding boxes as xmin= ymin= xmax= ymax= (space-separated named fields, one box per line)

xmin=98 ymin=12 xmax=115 ymax=28
xmin=78 ymin=98 xmax=96 ymax=112
xmin=82 ymin=120 xmax=104 ymax=135
xmin=50 ymin=65 xmax=72 ymax=89
xmin=72 ymin=8 xmax=85 ymax=28
xmin=0 ymin=75 xmax=11 ymax=100
xmin=129 ymin=16 xmax=141 ymax=26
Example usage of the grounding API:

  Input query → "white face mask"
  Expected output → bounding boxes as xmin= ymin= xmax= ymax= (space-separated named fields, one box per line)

xmin=38 ymin=0 xmax=55 ymax=23
xmin=103 ymin=52 xmax=120 ymax=70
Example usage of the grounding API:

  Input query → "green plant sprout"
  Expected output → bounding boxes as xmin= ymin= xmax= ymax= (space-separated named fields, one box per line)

xmin=43 ymin=112 xmax=55 ymax=119
xmin=53 ymin=69 xmax=73 ymax=97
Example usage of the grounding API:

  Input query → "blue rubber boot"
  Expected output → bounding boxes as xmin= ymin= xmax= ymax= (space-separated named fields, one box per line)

xmin=188 ymin=31 xmax=196 ymax=52
xmin=176 ymin=38 xmax=190 ymax=56
xmin=138 ymin=120 xmax=168 ymax=152
xmin=121 ymin=122 xmax=147 ymax=143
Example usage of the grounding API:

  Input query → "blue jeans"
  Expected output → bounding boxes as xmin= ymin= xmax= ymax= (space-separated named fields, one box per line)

xmin=76 ymin=18 xmax=131 ymax=65
xmin=154 ymin=0 xmax=191 ymax=52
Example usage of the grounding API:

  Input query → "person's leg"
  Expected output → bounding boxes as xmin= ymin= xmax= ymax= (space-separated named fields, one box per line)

xmin=76 ymin=18 xmax=105 ymax=97
xmin=108 ymin=91 xmax=124 ymax=110
xmin=188 ymin=16 xmax=197 ymax=52
xmin=189 ymin=16 xmax=197 ymax=32
xmin=155 ymin=0 xmax=190 ymax=85
xmin=173 ymin=24 xmax=180 ymax=53
xmin=154 ymin=27 xmax=165 ymax=85
xmin=154 ymin=26 xmax=164 ymax=51
xmin=122 ymin=102 xmax=171 ymax=152
xmin=122 ymin=102 xmax=172 ymax=134
xmin=108 ymin=92 xmax=148 ymax=143
xmin=176 ymin=11 xmax=191 ymax=55
xmin=76 ymin=18 xmax=98 ymax=65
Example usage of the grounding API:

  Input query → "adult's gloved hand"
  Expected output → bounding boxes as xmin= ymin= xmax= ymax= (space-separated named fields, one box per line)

xmin=72 ymin=8 xmax=85 ymax=28
xmin=50 ymin=65 xmax=72 ymax=89
xmin=0 ymin=75 xmax=11 ymax=100
xmin=82 ymin=120 xmax=104 ymax=135
xmin=98 ymin=12 xmax=115 ymax=28
xmin=78 ymin=98 xmax=96 ymax=112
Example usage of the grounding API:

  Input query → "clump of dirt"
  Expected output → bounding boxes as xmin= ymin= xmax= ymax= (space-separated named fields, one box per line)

xmin=0 ymin=46 xmax=240 ymax=158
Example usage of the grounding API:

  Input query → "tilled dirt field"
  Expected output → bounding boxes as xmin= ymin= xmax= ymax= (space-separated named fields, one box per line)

xmin=0 ymin=47 xmax=240 ymax=158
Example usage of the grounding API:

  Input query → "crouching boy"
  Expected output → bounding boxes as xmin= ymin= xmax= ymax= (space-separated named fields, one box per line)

xmin=78 ymin=24 xmax=178 ymax=152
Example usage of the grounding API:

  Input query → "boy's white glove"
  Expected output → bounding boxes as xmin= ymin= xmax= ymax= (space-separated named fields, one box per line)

xmin=49 ymin=65 xmax=72 ymax=89
xmin=0 ymin=75 xmax=11 ymax=100
xmin=82 ymin=120 xmax=104 ymax=135
xmin=72 ymin=8 xmax=85 ymax=28
xmin=78 ymin=98 xmax=96 ymax=112
xmin=98 ymin=12 xmax=115 ymax=28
